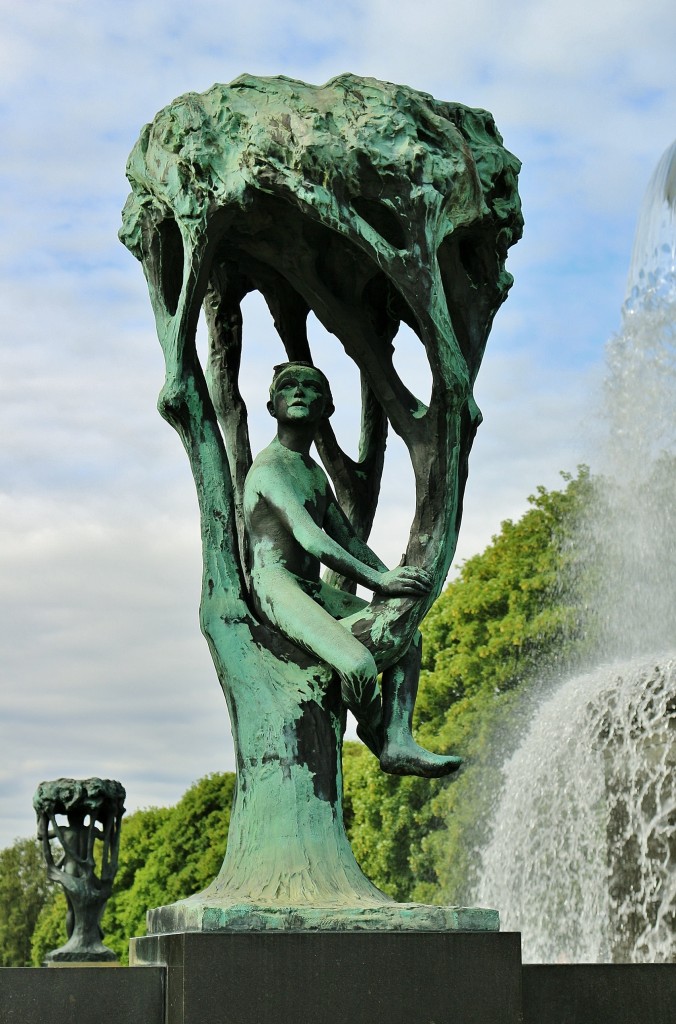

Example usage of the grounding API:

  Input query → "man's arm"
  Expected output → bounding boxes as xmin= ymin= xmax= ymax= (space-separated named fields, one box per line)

xmin=251 ymin=467 xmax=431 ymax=597
xmin=323 ymin=492 xmax=388 ymax=573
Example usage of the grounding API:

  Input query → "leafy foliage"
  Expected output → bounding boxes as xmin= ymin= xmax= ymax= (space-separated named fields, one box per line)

xmin=109 ymin=772 xmax=235 ymax=945
xmin=343 ymin=743 xmax=436 ymax=900
xmin=0 ymin=838 xmax=51 ymax=966
xmin=29 ymin=888 xmax=67 ymax=965
xmin=343 ymin=469 xmax=595 ymax=903
xmin=418 ymin=469 xmax=593 ymax=726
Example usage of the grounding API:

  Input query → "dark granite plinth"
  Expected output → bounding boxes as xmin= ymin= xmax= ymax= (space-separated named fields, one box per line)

xmin=522 ymin=964 xmax=676 ymax=1024
xmin=0 ymin=966 xmax=164 ymax=1024
xmin=130 ymin=930 xmax=522 ymax=1024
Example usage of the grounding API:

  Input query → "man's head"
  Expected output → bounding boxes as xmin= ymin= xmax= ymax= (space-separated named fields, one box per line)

xmin=267 ymin=361 xmax=334 ymax=422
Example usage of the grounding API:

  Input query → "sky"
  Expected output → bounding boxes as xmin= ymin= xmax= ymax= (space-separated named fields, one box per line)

xmin=1 ymin=0 xmax=675 ymax=850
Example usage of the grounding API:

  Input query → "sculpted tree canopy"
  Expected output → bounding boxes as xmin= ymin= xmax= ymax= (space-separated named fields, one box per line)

xmin=120 ymin=73 xmax=522 ymax=933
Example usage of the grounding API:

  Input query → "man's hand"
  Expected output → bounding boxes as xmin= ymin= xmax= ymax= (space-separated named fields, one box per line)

xmin=376 ymin=566 xmax=433 ymax=597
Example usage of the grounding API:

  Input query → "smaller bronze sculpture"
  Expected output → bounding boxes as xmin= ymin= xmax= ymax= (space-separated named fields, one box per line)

xmin=33 ymin=777 xmax=125 ymax=963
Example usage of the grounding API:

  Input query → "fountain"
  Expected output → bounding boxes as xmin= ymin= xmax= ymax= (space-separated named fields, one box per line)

xmin=475 ymin=140 xmax=676 ymax=963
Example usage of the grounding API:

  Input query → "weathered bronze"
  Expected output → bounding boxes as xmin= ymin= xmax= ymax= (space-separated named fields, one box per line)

xmin=120 ymin=73 xmax=522 ymax=931
xmin=34 ymin=778 xmax=125 ymax=962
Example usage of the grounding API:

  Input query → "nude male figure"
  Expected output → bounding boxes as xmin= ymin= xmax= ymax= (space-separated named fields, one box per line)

xmin=243 ymin=361 xmax=462 ymax=778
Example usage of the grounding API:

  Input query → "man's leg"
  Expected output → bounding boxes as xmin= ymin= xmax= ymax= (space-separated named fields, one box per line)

xmin=314 ymin=579 xmax=384 ymax=756
xmin=255 ymin=572 xmax=459 ymax=775
xmin=253 ymin=568 xmax=384 ymax=754
xmin=378 ymin=632 xmax=462 ymax=778
xmin=340 ymin=602 xmax=463 ymax=778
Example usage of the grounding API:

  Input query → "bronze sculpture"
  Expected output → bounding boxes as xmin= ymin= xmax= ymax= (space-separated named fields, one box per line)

xmin=120 ymin=73 xmax=522 ymax=931
xmin=34 ymin=777 xmax=125 ymax=962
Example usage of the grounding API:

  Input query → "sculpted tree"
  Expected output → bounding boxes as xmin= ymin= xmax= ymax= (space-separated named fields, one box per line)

xmin=33 ymin=778 xmax=125 ymax=962
xmin=120 ymin=73 xmax=522 ymax=932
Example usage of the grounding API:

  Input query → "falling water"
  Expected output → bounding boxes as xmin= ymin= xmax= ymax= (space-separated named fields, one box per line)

xmin=476 ymin=657 xmax=675 ymax=962
xmin=475 ymin=141 xmax=676 ymax=962
xmin=625 ymin=138 xmax=676 ymax=312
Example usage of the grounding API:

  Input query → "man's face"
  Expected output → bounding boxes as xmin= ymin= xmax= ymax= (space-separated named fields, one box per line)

xmin=269 ymin=368 xmax=328 ymax=424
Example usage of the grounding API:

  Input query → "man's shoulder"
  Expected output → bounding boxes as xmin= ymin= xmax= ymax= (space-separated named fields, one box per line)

xmin=245 ymin=441 xmax=329 ymax=495
xmin=245 ymin=442 xmax=295 ymax=492
xmin=245 ymin=448 xmax=277 ymax=486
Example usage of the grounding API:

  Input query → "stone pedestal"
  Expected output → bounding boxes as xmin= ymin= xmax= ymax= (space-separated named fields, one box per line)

xmin=522 ymin=964 xmax=676 ymax=1024
xmin=130 ymin=930 xmax=523 ymax=1024
xmin=0 ymin=966 xmax=163 ymax=1024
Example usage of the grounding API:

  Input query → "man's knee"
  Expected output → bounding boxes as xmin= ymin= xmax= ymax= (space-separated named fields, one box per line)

xmin=346 ymin=648 xmax=378 ymax=686
xmin=339 ymin=648 xmax=377 ymax=704
xmin=389 ymin=628 xmax=422 ymax=667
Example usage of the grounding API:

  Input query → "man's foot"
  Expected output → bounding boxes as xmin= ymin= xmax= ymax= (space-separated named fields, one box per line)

xmin=379 ymin=740 xmax=463 ymax=778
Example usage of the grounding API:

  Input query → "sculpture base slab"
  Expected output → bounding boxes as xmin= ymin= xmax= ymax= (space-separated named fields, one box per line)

xmin=130 ymin=931 xmax=522 ymax=1024
xmin=43 ymin=947 xmax=118 ymax=964
xmin=45 ymin=960 xmax=121 ymax=968
xmin=146 ymin=898 xmax=499 ymax=934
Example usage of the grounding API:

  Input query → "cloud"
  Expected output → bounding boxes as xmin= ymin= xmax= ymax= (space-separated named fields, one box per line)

xmin=0 ymin=490 xmax=232 ymax=844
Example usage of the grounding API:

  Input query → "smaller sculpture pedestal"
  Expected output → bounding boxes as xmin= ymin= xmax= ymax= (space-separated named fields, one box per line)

xmin=130 ymin=931 xmax=523 ymax=1024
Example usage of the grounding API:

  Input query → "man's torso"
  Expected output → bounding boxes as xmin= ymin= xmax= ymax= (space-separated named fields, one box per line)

xmin=244 ymin=440 xmax=329 ymax=583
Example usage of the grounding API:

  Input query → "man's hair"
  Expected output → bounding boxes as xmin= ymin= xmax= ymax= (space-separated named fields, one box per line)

xmin=269 ymin=361 xmax=333 ymax=407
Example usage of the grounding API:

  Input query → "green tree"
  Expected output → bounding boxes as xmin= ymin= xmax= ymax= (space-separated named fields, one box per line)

xmin=411 ymin=687 xmax=525 ymax=905
xmin=29 ymin=889 xmax=67 ymax=966
xmin=417 ymin=469 xmax=594 ymax=732
xmin=343 ymin=743 xmax=435 ymax=900
xmin=118 ymin=772 xmax=235 ymax=936
xmin=96 ymin=804 xmax=172 ymax=962
xmin=0 ymin=837 xmax=51 ymax=966
xmin=343 ymin=469 xmax=595 ymax=904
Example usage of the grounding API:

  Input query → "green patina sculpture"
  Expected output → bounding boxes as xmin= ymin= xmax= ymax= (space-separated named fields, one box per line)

xmin=34 ymin=778 xmax=125 ymax=962
xmin=120 ymin=73 xmax=522 ymax=932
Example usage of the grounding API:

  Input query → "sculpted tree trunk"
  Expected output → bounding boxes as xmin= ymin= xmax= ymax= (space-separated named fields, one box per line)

xmin=120 ymin=74 xmax=522 ymax=932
